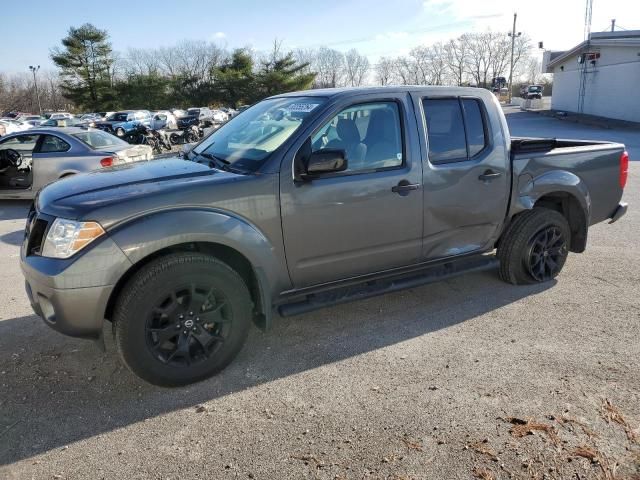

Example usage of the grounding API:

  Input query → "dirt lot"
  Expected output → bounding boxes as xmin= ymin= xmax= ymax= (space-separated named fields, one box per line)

xmin=0 ymin=121 xmax=638 ymax=479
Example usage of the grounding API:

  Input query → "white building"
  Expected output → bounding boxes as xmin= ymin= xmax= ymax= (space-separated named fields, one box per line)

xmin=542 ymin=30 xmax=640 ymax=122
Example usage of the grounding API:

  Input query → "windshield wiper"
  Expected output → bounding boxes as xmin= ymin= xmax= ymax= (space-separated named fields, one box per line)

xmin=198 ymin=152 xmax=248 ymax=174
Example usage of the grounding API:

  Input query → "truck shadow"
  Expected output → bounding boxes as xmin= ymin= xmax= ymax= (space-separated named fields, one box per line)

xmin=0 ymin=230 xmax=24 ymax=246
xmin=0 ymin=200 xmax=31 ymax=221
xmin=0 ymin=270 xmax=553 ymax=465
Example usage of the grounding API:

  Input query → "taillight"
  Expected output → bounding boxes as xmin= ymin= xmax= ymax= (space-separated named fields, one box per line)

xmin=100 ymin=157 xmax=113 ymax=167
xmin=620 ymin=151 xmax=629 ymax=189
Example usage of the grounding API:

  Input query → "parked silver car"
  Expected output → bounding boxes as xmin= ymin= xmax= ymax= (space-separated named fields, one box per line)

xmin=0 ymin=127 xmax=152 ymax=199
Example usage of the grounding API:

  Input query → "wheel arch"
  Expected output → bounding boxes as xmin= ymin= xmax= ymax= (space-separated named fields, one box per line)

xmin=510 ymin=170 xmax=591 ymax=252
xmin=104 ymin=208 xmax=288 ymax=331
xmin=104 ymin=241 xmax=272 ymax=331
xmin=533 ymin=192 xmax=587 ymax=252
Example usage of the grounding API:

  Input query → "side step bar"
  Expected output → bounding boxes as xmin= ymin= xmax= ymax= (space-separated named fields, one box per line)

xmin=278 ymin=255 xmax=499 ymax=317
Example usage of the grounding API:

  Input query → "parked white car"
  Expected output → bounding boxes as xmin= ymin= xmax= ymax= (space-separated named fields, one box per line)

xmin=47 ymin=112 xmax=74 ymax=120
xmin=150 ymin=111 xmax=178 ymax=130
xmin=0 ymin=119 xmax=32 ymax=134
xmin=211 ymin=109 xmax=229 ymax=123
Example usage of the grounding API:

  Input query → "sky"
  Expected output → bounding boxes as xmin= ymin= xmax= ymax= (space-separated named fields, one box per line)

xmin=2 ymin=0 xmax=639 ymax=74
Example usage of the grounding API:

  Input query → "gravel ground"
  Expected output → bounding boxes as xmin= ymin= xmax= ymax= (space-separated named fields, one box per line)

xmin=0 ymin=113 xmax=638 ymax=479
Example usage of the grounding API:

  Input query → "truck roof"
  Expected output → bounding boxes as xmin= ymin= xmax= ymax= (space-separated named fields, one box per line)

xmin=270 ymin=85 xmax=490 ymax=99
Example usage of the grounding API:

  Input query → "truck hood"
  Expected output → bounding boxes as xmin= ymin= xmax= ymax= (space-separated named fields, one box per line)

xmin=37 ymin=158 xmax=241 ymax=227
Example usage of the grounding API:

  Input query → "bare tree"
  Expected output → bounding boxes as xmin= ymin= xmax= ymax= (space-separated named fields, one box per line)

xmin=0 ymin=71 xmax=67 ymax=113
xmin=292 ymin=48 xmax=317 ymax=75
xmin=392 ymin=56 xmax=418 ymax=85
xmin=444 ymin=36 xmax=469 ymax=86
xmin=524 ymin=57 xmax=541 ymax=84
xmin=313 ymin=47 xmax=345 ymax=88
xmin=123 ymin=47 xmax=160 ymax=77
xmin=154 ymin=40 xmax=227 ymax=80
xmin=344 ymin=48 xmax=370 ymax=86
xmin=375 ymin=57 xmax=394 ymax=85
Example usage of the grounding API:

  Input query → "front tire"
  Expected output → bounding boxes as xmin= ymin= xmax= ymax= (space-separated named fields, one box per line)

xmin=498 ymin=208 xmax=570 ymax=285
xmin=113 ymin=253 xmax=253 ymax=386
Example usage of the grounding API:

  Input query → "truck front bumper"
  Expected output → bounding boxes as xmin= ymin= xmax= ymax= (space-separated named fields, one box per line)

xmin=24 ymin=277 xmax=113 ymax=339
xmin=609 ymin=202 xmax=628 ymax=224
xmin=20 ymin=230 xmax=132 ymax=339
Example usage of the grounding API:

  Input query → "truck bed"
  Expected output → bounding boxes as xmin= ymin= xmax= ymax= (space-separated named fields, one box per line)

xmin=510 ymin=137 xmax=626 ymax=225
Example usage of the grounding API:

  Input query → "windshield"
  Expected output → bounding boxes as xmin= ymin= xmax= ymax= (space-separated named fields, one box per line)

xmin=107 ymin=112 xmax=129 ymax=122
xmin=73 ymin=130 xmax=129 ymax=149
xmin=192 ymin=96 xmax=325 ymax=172
xmin=529 ymin=86 xmax=542 ymax=92
xmin=187 ymin=109 xmax=200 ymax=116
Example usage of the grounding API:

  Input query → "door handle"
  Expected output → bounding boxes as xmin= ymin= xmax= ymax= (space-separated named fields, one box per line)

xmin=392 ymin=180 xmax=420 ymax=196
xmin=478 ymin=170 xmax=502 ymax=181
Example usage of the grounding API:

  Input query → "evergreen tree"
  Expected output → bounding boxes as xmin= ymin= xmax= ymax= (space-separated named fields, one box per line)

xmin=256 ymin=52 xmax=315 ymax=98
xmin=211 ymin=49 xmax=256 ymax=108
xmin=51 ymin=23 xmax=115 ymax=110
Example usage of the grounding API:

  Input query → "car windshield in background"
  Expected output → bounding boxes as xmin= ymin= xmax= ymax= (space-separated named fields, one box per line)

xmin=192 ymin=97 xmax=326 ymax=172
xmin=72 ymin=130 xmax=128 ymax=149
xmin=107 ymin=113 xmax=129 ymax=122
xmin=529 ymin=86 xmax=542 ymax=92
xmin=187 ymin=109 xmax=200 ymax=116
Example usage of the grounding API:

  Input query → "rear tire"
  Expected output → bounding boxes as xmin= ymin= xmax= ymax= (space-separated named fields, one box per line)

xmin=113 ymin=253 xmax=253 ymax=386
xmin=497 ymin=208 xmax=571 ymax=285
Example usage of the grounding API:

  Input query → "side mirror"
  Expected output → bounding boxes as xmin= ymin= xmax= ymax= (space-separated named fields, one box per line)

xmin=304 ymin=149 xmax=348 ymax=177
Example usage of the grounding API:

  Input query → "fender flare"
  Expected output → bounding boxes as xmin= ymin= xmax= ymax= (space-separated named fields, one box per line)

xmin=513 ymin=169 xmax=591 ymax=251
xmin=515 ymin=169 xmax=591 ymax=218
xmin=107 ymin=208 xmax=288 ymax=328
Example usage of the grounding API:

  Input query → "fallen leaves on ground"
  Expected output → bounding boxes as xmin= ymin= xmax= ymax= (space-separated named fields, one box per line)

xmin=467 ymin=439 xmax=498 ymax=461
xmin=504 ymin=417 xmax=560 ymax=446
xmin=401 ymin=437 xmax=424 ymax=452
xmin=602 ymin=398 xmax=638 ymax=443
xmin=571 ymin=444 xmax=599 ymax=462
xmin=472 ymin=466 xmax=496 ymax=480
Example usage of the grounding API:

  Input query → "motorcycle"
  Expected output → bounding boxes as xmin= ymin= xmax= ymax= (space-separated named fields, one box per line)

xmin=149 ymin=129 xmax=173 ymax=154
xmin=169 ymin=124 xmax=202 ymax=145
xmin=121 ymin=123 xmax=172 ymax=154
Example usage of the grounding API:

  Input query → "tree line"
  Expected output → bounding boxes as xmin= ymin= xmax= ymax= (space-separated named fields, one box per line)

xmin=0 ymin=23 xmax=547 ymax=114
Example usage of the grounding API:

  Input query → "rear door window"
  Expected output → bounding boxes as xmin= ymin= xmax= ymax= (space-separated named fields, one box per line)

xmin=423 ymin=97 xmax=488 ymax=163
xmin=422 ymin=98 xmax=467 ymax=163
xmin=461 ymin=99 xmax=487 ymax=157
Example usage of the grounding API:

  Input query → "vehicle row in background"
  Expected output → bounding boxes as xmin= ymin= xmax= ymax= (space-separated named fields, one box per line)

xmin=0 ymin=107 xmax=237 ymax=138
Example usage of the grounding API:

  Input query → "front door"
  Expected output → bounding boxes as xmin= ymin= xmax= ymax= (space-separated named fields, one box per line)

xmin=280 ymin=95 xmax=423 ymax=288
xmin=0 ymin=133 xmax=40 ymax=198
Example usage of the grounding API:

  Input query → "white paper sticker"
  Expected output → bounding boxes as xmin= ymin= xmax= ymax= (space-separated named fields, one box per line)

xmin=288 ymin=103 xmax=320 ymax=113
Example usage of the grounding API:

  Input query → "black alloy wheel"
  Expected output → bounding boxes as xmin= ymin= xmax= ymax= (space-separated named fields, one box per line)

xmin=145 ymin=283 xmax=232 ymax=367
xmin=525 ymin=226 xmax=568 ymax=282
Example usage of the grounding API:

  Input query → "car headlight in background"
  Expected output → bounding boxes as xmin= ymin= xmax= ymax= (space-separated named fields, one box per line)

xmin=41 ymin=218 xmax=105 ymax=259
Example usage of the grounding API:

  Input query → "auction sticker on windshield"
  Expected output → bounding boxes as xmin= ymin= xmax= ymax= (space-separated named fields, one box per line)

xmin=288 ymin=103 xmax=320 ymax=113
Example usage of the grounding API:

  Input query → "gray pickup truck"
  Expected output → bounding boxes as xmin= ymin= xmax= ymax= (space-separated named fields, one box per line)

xmin=20 ymin=86 xmax=628 ymax=386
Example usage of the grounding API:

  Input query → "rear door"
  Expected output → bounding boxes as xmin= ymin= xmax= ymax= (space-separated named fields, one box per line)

xmin=280 ymin=93 xmax=424 ymax=288
xmin=413 ymin=94 xmax=510 ymax=259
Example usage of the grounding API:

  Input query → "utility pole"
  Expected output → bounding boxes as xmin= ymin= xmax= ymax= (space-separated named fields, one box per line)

xmin=28 ymin=65 xmax=42 ymax=116
xmin=507 ymin=13 xmax=521 ymax=104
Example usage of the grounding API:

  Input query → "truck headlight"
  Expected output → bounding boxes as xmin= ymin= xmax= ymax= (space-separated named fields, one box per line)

xmin=41 ymin=218 xmax=105 ymax=259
